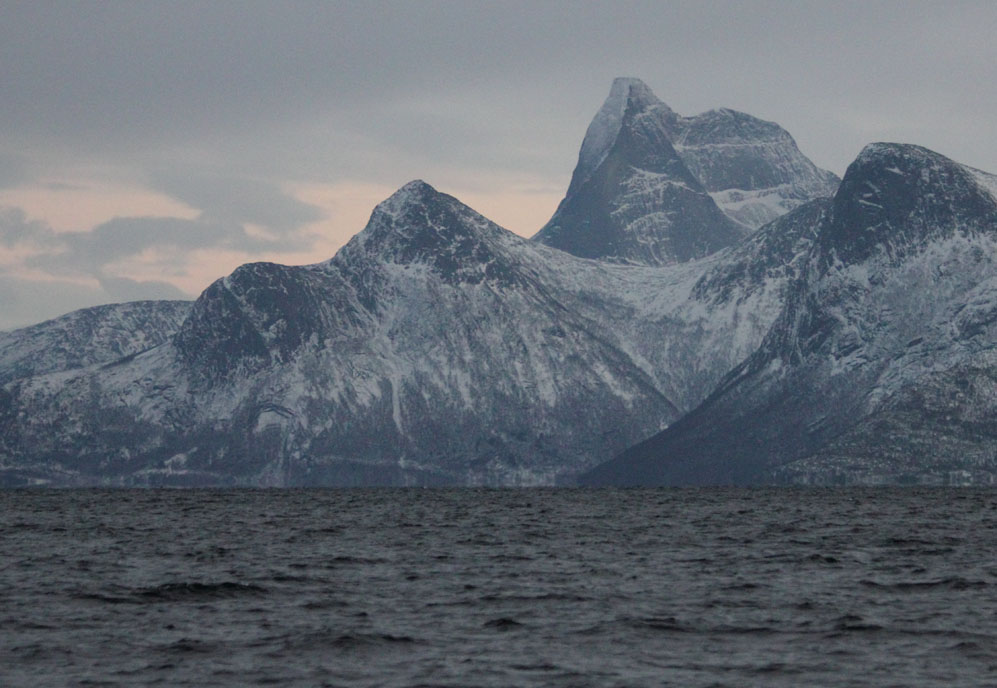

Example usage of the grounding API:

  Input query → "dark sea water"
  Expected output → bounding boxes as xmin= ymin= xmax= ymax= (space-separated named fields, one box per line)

xmin=2 ymin=488 xmax=997 ymax=687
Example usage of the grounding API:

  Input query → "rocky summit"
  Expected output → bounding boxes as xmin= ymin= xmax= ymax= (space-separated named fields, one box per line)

xmin=532 ymin=77 xmax=838 ymax=265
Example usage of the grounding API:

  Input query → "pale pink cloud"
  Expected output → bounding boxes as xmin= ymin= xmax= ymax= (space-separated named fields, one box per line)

xmin=0 ymin=182 xmax=198 ymax=233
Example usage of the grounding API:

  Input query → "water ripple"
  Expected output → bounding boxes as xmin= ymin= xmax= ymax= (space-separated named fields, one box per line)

xmin=2 ymin=487 xmax=997 ymax=687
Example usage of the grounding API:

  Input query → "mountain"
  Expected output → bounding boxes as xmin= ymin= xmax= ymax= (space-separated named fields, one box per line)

xmin=581 ymin=143 xmax=997 ymax=486
xmin=0 ymin=79 xmax=847 ymax=488
xmin=671 ymin=107 xmax=841 ymax=229
xmin=0 ymin=300 xmax=191 ymax=384
xmin=533 ymin=78 xmax=839 ymax=264
xmin=0 ymin=179 xmax=812 ymax=487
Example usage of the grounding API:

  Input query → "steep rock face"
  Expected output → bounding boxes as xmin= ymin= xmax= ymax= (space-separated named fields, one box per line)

xmin=636 ymin=198 xmax=828 ymax=412
xmin=581 ymin=144 xmax=997 ymax=486
xmin=533 ymin=78 xmax=838 ymax=265
xmin=174 ymin=261 xmax=353 ymax=382
xmin=0 ymin=301 xmax=191 ymax=384
xmin=671 ymin=108 xmax=841 ymax=229
xmin=0 ymin=180 xmax=813 ymax=487
xmin=534 ymin=78 xmax=745 ymax=265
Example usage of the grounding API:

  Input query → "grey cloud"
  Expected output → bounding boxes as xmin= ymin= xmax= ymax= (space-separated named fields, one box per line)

xmin=20 ymin=216 xmax=239 ymax=278
xmin=67 ymin=216 xmax=247 ymax=268
xmin=5 ymin=202 xmax=316 ymax=328
xmin=0 ymin=1 xmax=535 ymax=164
xmin=0 ymin=274 xmax=189 ymax=332
xmin=30 ymin=214 xmax=313 ymax=278
xmin=0 ymin=0 xmax=991 ymax=217
xmin=96 ymin=275 xmax=190 ymax=303
xmin=148 ymin=170 xmax=323 ymax=234
xmin=0 ymin=206 xmax=54 ymax=247
xmin=0 ymin=202 xmax=312 ymax=329
xmin=0 ymin=202 xmax=318 ymax=329
xmin=3 ymin=1 xmax=995 ymax=184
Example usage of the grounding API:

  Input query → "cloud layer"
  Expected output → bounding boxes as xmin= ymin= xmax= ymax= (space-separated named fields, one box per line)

xmin=0 ymin=169 xmax=324 ymax=329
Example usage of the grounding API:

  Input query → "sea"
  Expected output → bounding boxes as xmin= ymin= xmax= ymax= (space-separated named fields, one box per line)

xmin=2 ymin=488 xmax=996 ymax=687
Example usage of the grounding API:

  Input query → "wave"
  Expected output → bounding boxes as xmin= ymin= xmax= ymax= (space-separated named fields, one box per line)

xmin=74 ymin=581 xmax=268 ymax=604
xmin=859 ymin=577 xmax=988 ymax=591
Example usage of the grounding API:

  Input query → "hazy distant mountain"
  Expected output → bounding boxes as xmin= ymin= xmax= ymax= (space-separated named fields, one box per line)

xmin=0 ymin=176 xmax=814 ymax=487
xmin=582 ymin=143 xmax=997 ymax=486
xmin=670 ymin=106 xmax=841 ymax=229
xmin=0 ymin=300 xmax=191 ymax=384
xmin=533 ymin=78 xmax=838 ymax=264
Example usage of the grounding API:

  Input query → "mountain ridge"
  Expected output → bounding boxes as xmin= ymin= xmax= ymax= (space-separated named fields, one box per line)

xmin=8 ymin=79 xmax=986 ymax=488
xmin=0 ymin=300 xmax=191 ymax=385
xmin=581 ymin=142 xmax=997 ymax=486
xmin=0 ymin=173 xmax=814 ymax=486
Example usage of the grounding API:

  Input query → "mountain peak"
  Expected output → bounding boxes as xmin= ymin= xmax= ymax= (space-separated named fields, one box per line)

xmin=609 ymin=77 xmax=660 ymax=107
xmin=676 ymin=107 xmax=790 ymax=146
xmin=371 ymin=179 xmax=439 ymax=220
xmin=574 ymin=78 xmax=674 ymax=189
xmin=847 ymin=142 xmax=954 ymax=177
xmin=331 ymin=181 xmax=524 ymax=288
xmin=843 ymin=142 xmax=982 ymax=184
xmin=534 ymin=77 xmax=745 ymax=265
xmin=535 ymin=78 xmax=838 ymax=264
xmin=823 ymin=143 xmax=997 ymax=264
xmin=348 ymin=180 xmax=482 ymax=254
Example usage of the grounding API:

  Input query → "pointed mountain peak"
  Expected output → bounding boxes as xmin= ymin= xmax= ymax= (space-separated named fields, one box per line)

xmin=535 ymin=78 xmax=837 ymax=263
xmin=396 ymin=178 xmax=435 ymax=194
xmin=350 ymin=180 xmax=484 ymax=252
xmin=333 ymin=181 xmax=523 ymax=286
xmin=822 ymin=143 xmax=997 ymax=265
xmin=609 ymin=77 xmax=662 ymax=109
xmin=534 ymin=77 xmax=744 ymax=265
xmin=371 ymin=179 xmax=440 ymax=220
xmin=574 ymin=77 xmax=675 ymax=189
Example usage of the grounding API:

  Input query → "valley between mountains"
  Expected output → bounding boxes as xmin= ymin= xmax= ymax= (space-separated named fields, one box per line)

xmin=2 ymin=79 xmax=995 ymax=486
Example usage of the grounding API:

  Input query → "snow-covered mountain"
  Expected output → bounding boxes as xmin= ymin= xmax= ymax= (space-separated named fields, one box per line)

xmin=0 ymin=78 xmax=850 ymax=487
xmin=671 ymin=107 xmax=841 ymax=229
xmin=582 ymin=144 xmax=997 ymax=486
xmin=0 ymin=177 xmax=813 ymax=487
xmin=532 ymin=78 xmax=838 ymax=264
xmin=0 ymin=301 xmax=191 ymax=384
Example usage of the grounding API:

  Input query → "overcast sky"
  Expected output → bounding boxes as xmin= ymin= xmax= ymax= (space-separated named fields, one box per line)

xmin=1 ymin=0 xmax=995 ymax=329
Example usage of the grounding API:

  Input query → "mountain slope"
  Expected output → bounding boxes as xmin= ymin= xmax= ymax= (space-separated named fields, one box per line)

xmin=532 ymin=78 xmax=838 ymax=265
xmin=0 ymin=180 xmax=814 ymax=487
xmin=0 ymin=300 xmax=191 ymax=384
xmin=671 ymin=107 xmax=841 ymax=229
xmin=581 ymin=144 xmax=997 ymax=486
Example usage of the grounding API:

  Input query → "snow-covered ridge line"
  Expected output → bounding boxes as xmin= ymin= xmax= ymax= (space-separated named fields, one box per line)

xmin=0 ymin=300 xmax=192 ymax=384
